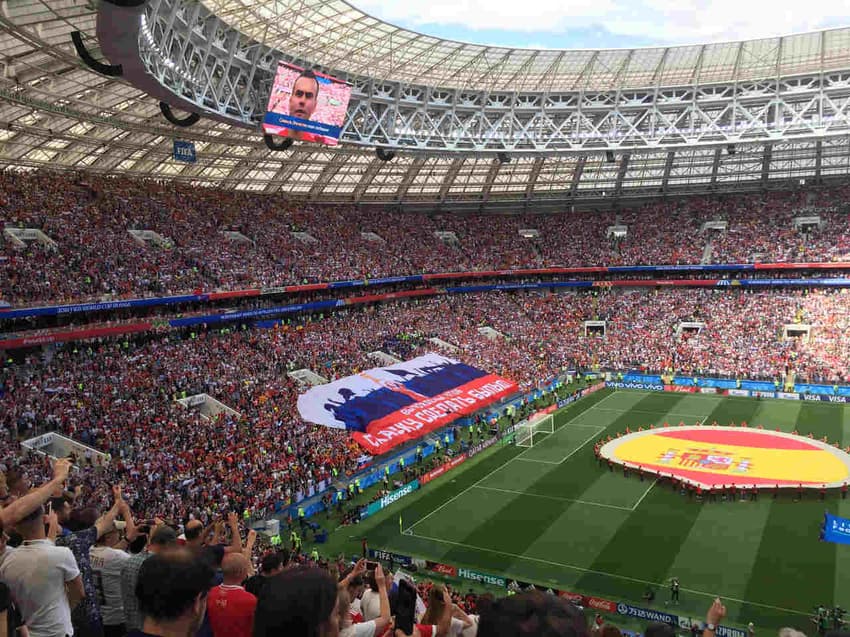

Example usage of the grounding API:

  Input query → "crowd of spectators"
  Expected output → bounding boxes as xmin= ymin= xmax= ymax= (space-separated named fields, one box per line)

xmin=2 ymin=288 xmax=850 ymax=531
xmin=3 ymin=171 xmax=850 ymax=306
xmin=3 ymin=170 xmax=849 ymax=636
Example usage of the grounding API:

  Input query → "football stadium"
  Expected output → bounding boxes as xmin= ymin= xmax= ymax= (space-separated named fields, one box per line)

xmin=1 ymin=1 xmax=850 ymax=636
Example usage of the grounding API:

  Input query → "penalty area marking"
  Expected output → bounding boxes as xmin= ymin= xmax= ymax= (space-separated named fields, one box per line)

xmin=472 ymin=484 xmax=636 ymax=512
xmin=405 ymin=393 xmax=620 ymax=535
xmin=402 ymin=532 xmax=808 ymax=617
xmin=591 ymin=407 xmax=711 ymax=421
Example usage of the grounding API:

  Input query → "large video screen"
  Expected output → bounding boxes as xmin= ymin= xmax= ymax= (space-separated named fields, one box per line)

xmin=262 ymin=62 xmax=352 ymax=146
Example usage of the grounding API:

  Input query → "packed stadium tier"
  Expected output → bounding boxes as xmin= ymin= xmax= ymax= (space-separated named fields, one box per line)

xmin=4 ymin=286 xmax=850 ymax=524
xmin=597 ymin=426 xmax=850 ymax=489
xmin=2 ymin=170 xmax=850 ymax=305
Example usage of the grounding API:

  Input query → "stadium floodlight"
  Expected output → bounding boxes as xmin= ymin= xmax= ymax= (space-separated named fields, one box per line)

xmin=71 ymin=31 xmax=123 ymax=77
xmin=376 ymin=148 xmax=396 ymax=162
xmin=263 ymin=134 xmax=294 ymax=152
xmin=159 ymin=102 xmax=201 ymax=127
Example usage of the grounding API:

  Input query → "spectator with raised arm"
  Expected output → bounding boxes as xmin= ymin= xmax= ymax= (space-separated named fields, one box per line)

xmin=0 ymin=503 xmax=84 ymax=637
xmin=339 ymin=562 xmax=391 ymax=637
xmin=91 ymin=497 xmax=138 ymax=637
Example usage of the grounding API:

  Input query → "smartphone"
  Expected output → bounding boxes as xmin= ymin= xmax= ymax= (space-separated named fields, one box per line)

xmin=366 ymin=561 xmax=378 ymax=570
xmin=46 ymin=501 xmax=52 ymax=515
xmin=394 ymin=579 xmax=417 ymax=635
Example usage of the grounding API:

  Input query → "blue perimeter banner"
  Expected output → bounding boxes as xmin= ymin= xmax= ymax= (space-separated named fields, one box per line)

xmin=367 ymin=548 xmax=413 ymax=567
xmin=616 ymin=603 xmax=745 ymax=637
xmin=262 ymin=111 xmax=342 ymax=140
xmin=823 ymin=513 xmax=850 ymax=545
xmin=360 ymin=480 xmax=419 ymax=520
xmin=173 ymin=140 xmax=196 ymax=163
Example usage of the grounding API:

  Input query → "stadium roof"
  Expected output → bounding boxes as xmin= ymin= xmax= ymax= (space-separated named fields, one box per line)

xmin=200 ymin=0 xmax=850 ymax=92
xmin=0 ymin=0 xmax=848 ymax=206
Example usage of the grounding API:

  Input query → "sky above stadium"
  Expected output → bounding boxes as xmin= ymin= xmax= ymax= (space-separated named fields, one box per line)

xmin=353 ymin=0 xmax=847 ymax=49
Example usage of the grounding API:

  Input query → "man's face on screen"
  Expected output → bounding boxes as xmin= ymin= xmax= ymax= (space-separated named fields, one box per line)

xmin=289 ymin=76 xmax=319 ymax=120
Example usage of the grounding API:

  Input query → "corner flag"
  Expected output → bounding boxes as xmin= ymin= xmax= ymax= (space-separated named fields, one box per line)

xmin=399 ymin=514 xmax=403 ymax=533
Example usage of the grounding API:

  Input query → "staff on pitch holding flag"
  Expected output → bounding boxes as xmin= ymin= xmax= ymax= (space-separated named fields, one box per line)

xmin=669 ymin=577 xmax=680 ymax=604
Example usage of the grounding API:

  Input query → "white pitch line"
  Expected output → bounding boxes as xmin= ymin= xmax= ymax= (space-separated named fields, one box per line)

xmin=630 ymin=479 xmax=658 ymax=511
xmin=473 ymin=485 xmax=635 ymax=511
xmin=508 ymin=426 xmax=606 ymax=465
xmin=577 ymin=390 xmax=630 ymax=414
xmin=405 ymin=394 xmax=615 ymax=534
xmin=626 ymin=414 xmax=705 ymax=510
xmin=513 ymin=457 xmax=561 ymax=465
xmin=406 ymin=532 xmax=808 ymax=617
xmin=553 ymin=427 xmax=607 ymax=464
xmin=560 ymin=423 xmax=610 ymax=429
xmin=592 ymin=407 xmax=709 ymax=420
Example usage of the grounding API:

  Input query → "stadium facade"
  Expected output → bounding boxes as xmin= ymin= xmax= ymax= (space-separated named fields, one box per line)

xmin=1 ymin=0 xmax=849 ymax=208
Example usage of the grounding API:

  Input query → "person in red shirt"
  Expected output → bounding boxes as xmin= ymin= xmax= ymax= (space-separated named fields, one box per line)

xmin=206 ymin=553 xmax=257 ymax=637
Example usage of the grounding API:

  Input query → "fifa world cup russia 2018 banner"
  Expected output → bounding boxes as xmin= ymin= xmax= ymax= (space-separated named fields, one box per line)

xmin=297 ymin=353 xmax=518 ymax=454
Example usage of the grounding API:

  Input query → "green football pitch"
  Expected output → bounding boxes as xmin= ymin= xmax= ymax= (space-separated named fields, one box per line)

xmin=352 ymin=388 xmax=850 ymax=631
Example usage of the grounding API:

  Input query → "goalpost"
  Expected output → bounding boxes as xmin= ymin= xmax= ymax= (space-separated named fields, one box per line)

xmin=515 ymin=413 xmax=554 ymax=448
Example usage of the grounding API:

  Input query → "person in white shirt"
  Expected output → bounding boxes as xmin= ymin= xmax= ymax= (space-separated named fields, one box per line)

xmin=0 ymin=503 xmax=85 ymax=637
xmin=359 ymin=570 xmax=386 ymax=622
xmin=339 ymin=563 xmax=391 ymax=637
xmin=91 ymin=520 xmax=132 ymax=637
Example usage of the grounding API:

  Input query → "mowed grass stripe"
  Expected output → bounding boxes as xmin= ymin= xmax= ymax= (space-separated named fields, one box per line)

xmin=662 ymin=494 xmax=774 ymax=625
xmin=659 ymin=399 xmax=788 ymax=624
xmin=750 ymin=399 xmax=803 ymax=432
xmin=574 ymin=396 xmax=763 ymax=611
xmin=368 ymin=388 xmax=617 ymax=558
xmin=434 ymin=392 xmax=661 ymax=574
xmin=834 ymin=405 xmax=850 ymax=613
xmin=439 ymin=392 xmax=693 ymax=586
xmin=516 ymin=392 xmax=722 ymax=593
xmin=739 ymin=401 xmax=846 ymax=626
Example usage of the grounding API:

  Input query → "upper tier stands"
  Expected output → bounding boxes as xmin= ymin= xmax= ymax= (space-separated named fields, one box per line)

xmin=2 ymin=171 xmax=849 ymax=305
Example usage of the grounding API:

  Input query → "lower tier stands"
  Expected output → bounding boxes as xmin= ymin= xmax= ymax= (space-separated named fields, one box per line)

xmin=2 ymin=288 xmax=849 ymax=524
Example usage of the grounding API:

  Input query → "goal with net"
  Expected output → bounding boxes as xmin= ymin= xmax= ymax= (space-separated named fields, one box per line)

xmin=515 ymin=414 xmax=554 ymax=447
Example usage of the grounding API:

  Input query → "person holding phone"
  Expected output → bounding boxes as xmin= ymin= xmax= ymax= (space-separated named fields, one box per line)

xmin=339 ymin=559 xmax=369 ymax=622
xmin=339 ymin=563 xmax=391 ymax=637
xmin=420 ymin=585 xmax=474 ymax=637
xmin=0 ymin=458 xmax=71 ymax=531
xmin=360 ymin=567 xmax=388 ymax=622
xmin=393 ymin=579 xmax=452 ymax=637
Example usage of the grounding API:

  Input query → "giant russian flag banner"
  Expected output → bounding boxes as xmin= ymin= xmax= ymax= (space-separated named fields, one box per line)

xmin=297 ymin=353 xmax=518 ymax=454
